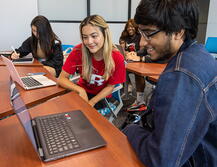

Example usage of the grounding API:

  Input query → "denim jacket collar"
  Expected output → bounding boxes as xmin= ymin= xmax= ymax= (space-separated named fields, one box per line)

xmin=177 ymin=39 xmax=197 ymax=55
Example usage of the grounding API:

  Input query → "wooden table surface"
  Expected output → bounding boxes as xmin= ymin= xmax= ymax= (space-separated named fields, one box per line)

xmin=126 ymin=62 xmax=166 ymax=76
xmin=0 ymin=66 xmax=67 ymax=118
xmin=124 ymin=62 xmax=166 ymax=99
xmin=147 ymin=75 xmax=160 ymax=83
xmin=0 ymin=92 xmax=145 ymax=167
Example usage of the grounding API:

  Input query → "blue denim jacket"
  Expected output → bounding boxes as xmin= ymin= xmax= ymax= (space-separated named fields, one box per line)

xmin=123 ymin=40 xmax=217 ymax=167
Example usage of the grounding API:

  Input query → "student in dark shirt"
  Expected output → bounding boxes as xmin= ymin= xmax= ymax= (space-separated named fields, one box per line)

xmin=119 ymin=19 xmax=141 ymax=55
xmin=120 ymin=19 xmax=166 ymax=109
xmin=11 ymin=15 xmax=63 ymax=77
xmin=119 ymin=19 xmax=147 ymax=107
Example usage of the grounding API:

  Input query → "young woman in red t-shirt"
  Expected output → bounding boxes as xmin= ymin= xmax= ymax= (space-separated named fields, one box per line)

xmin=58 ymin=15 xmax=126 ymax=110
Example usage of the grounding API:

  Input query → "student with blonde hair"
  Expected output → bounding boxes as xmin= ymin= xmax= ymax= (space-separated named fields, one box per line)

xmin=58 ymin=15 xmax=125 ymax=111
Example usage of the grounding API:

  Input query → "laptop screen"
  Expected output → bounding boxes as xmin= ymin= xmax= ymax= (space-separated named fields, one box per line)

xmin=10 ymin=78 xmax=37 ymax=150
xmin=1 ymin=55 xmax=24 ymax=87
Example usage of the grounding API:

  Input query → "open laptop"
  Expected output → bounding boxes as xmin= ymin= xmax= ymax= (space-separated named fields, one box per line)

xmin=1 ymin=55 xmax=56 ymax=90
xmin=9 ymin=78 xmax=106 ymax=162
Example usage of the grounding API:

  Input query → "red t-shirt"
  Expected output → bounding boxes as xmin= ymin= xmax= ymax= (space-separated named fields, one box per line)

xmin=63 ymin=44 xmax=126 ymax=95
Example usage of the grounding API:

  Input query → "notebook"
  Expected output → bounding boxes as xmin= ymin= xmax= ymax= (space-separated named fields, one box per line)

xmin=9 ymin=78 xmax=106 ymax=162
xmin=12 ymin=57 xmax=34 ymax=64
xmin=12 ymin=53 xmax=34 ymax=64
xmin=1 ymin=55 xmax=56 ymax=90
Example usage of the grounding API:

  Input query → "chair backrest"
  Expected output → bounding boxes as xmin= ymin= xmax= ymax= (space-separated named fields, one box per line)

xmin=115 ymin=44 xmax=126 ymax=59
xmin=62 ymin=44 xmax=74 ymax=55
xmin=205 ymin=37 xmax=217 ymax=53
xmin=106 ymin=84 xmax=123 ymax=122
xmin=62 ymin=44 xmax=74 ymax=63
xmin=112 ymin=84 xmax=123 ymax=101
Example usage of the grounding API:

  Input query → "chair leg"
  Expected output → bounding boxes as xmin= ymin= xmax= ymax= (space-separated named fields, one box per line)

xmin=105 ymin=97 xmax=124 ymax=122
xmin=104 ymin=98 xmax=117 ymax=122
xmin=104 ymin=84 xmax=124 ymax=123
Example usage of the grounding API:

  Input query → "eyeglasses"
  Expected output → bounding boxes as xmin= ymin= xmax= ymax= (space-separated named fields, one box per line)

xmin=138 ymin=28 xmax=161 ymax=40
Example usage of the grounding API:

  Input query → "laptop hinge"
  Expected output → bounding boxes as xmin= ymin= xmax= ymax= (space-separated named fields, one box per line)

xmin=32 ymin=119 xmax=44 ymax=158
xmin=32 ymin=119 xmax=36 ymax=126
xmin=38 ymin=148 xmax=44 ymax=157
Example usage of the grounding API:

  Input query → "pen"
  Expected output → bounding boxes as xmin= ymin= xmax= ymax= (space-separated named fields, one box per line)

xmin=11 ymin=46 xmax=18 ymax=55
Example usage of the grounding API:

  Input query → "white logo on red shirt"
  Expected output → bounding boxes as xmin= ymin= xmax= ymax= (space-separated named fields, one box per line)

xmin=89 ymin=74 xmax=104 ymax=86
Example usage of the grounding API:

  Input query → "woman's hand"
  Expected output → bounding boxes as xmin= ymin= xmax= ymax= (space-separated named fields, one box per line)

xmin=11 ymin=52 xmax=20 ymax=59
xmin=88 ymin=99 xmax=96 ymax=107
xmin=126 ymin=51 xmax=140 ymax=61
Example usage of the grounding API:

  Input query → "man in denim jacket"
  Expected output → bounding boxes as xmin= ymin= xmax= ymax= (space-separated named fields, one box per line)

xmin=123 ymin=0 xmax=217 ymax=166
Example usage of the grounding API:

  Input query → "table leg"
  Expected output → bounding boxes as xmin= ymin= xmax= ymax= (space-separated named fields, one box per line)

xmin=122 ymin=71 xmax=130 ymax=100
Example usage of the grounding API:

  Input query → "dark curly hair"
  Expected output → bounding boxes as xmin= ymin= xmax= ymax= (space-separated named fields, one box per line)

xmin=119 ymin=19 xmax=139 ymax=43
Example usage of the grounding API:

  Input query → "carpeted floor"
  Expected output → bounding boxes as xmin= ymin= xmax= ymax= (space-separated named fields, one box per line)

xmin=112 ymin=79 xmax=155 ymax=129
xmin=1 ymin=74 xmax=155 ymax=129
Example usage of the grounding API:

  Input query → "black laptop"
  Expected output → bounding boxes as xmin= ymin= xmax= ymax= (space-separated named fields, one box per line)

xmin=9 ymin=78 xmax=106 ymax=162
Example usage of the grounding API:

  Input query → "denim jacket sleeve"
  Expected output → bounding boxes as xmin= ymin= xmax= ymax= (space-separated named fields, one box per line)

xmin=123 ymin=71 xmax=213 ymax=167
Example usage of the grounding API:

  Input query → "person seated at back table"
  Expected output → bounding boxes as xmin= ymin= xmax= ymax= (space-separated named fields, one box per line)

xmin=58 ymin=15 xmax=126 ymax=114
xmin=120 ymin=19 xmax=166 ymax=111
xmin=11 ymin=15 xmax=63 ymax=77
xmin=119 ymin=19 xmax=147 ymax=108
xmin=119 ymin=19 xmax=142 ymax=57
xmin=123 ymin=0 xmax=217 ymax=166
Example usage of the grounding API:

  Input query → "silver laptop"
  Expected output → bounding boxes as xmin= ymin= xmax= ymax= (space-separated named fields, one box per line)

xmin=1 ymin=55 xmax=56 ymax=90
xmin=10 ymin=78 xmax=106 ymax=162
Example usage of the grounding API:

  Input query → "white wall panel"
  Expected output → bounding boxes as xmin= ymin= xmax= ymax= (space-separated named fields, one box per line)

xmin=131 ymin=0 xmax=141 ymax=18
xmin=206 ymin=0 xmax=217 ymax=40
xmin=51 ymin=22 xmax=125 ymax=45
xmin=0 ymin=0 xmax=37 ymax=50
xmin=38 ymin=0 xmax=87 ymax=21
xmin=90 ymin=0 xmax=128 ymax=21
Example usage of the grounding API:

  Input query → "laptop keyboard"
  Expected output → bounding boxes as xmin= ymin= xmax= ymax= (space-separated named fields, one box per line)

xmin=21 ymin=77 xmax=43 ymax=87
xmin=39 ymin=115 xmax=80 ymax=155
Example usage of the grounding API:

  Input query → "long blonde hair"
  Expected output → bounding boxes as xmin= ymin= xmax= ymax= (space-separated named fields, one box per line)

xmin=79 ymin=15 xmax=115 ymax=81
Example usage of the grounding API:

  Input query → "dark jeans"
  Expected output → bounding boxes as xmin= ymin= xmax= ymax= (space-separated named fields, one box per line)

xmin=87 ymin=93 xmax=107 ymax=110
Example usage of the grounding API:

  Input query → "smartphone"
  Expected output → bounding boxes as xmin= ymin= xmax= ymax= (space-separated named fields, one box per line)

xmin=27 ymin=72 xmax=46 ymax=76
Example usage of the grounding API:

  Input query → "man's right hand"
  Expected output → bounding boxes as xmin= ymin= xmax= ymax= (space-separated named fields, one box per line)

xmin=126 ymin=52 xmax=140 ymax=61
